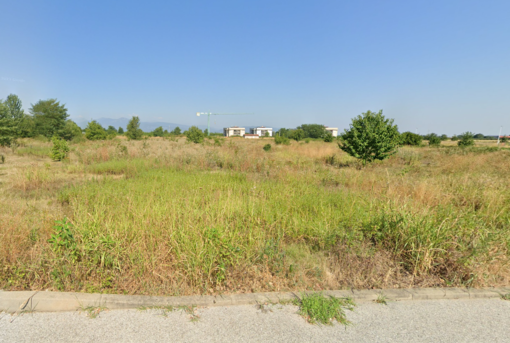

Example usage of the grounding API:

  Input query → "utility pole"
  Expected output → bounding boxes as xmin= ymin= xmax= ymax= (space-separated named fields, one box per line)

xmin=196 ymin=112 xmax=253 ymax=136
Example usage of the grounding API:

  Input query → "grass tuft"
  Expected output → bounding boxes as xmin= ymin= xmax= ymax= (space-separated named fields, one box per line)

xmin=294 ymin=292 xmax=355 ymax=325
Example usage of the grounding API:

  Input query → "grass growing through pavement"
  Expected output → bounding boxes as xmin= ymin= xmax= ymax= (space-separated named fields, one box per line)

xmin=294 ymin=292 xmax=355 ymax=325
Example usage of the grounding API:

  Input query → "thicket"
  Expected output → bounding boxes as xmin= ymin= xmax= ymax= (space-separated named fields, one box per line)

xmin=458 ymin=132 xmax=475 ymax=147
xmin=401 ymin=132 xmax=422 ymax=146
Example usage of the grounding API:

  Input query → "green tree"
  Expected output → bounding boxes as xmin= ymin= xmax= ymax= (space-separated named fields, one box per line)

xmin=85 ymin=121 xmax=107 ymax=140
xmin=118 ymin=127 xmax=124 ymax=134
xmin=171 ymin=127 xmax=181 ymax=135
xmin=451 ymin=135 xmax=459 ymax=141
xmin=458 ymin=132 xmax=475 ymax=147
xmin=401 ymin=132 xmax=422 ymax=146
xmin=297 ymin=124 xmax=327 ymax=138
xmin=126 ymin=116 xmax=144 ymax=140
xmin=277 ymin=128 xmax=291 ymax=137
xmin=427 ymin=133 xmax=441 ymax=146
xmin=107 ymin=126 xmax=118 ymax=135
xmin=473 ymin=133 xmax=484 ymax=139
xmin=30 ymin=99 xmax=69 ymax=138
xmin=152 ymin=126 xmax=165 ymax=137
xmin=339 ymin=110 xmax=400 ymax=166
xmin=60 ymin=120 xmax=82 ymax=140
xmin=274 ymin=135 xmax=290 ymax=145
xmin=290 ymin=129 xmax=305 ymax=141
xmin=186 ymin=126 xmax=204 ymax=143
xmin=323 ymin=132 xmax=334 ymax=142
xmin=0 ymin=102 xmax=15 ymax=146
xmin=440 ymin=134 xmax=448 ymax=141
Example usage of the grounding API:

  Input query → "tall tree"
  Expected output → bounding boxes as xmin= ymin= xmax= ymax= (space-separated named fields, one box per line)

xmin=0 ymin=102 xmax=15 ymax=146
xmin=30 ymin=99 xmax=69 ymax=138
xmin=4 ymin=94 xmax=25 ymax=121
xmin=297 ymin=124 xmax=327 ymax=138
xmin=126 ymin=116 xmax=143 ymax=140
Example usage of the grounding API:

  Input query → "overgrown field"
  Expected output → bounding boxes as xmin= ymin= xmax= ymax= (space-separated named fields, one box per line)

xmin=1 ymin=137 xmax=509 ymax=295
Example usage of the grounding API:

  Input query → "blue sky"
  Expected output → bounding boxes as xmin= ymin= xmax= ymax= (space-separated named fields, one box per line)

xmin=1 ymin=0 xmax=509 ymax=135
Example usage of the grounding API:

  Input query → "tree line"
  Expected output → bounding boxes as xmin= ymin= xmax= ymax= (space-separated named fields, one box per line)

xmin=0 ymin=94 xmax=186 ymax=146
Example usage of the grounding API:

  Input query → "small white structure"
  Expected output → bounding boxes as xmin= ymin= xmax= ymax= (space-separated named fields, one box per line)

xmin=223 ymin=126 xmax=245 ymax=137
xmin=325 ymin=127 xmax=338 ymax=137
xmin=244 ymin=134 xmax=259 ymax=139
xmin=250 ymin=126 xmax=273 ymax=137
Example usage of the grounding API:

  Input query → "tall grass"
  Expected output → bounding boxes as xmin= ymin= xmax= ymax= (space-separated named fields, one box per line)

xmin=1 ymin=139 xmax=509 ymax=294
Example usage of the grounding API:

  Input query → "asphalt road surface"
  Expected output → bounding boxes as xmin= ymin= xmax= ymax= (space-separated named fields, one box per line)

xmin=1 ymin=298 xmax=509 ymax=342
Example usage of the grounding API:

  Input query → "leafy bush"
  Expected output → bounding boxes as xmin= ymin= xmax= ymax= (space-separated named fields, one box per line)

xmin=339 ymin=110 xmax=400 ymax=166
xmin=297 ymin=124 xmax=327 ymax=139
xmin=305 ymin=138 xmax=311 ymax=144
xmin=126 ymin=116 xmax=144 ymax=140
xmin=458 ymin=132 xmax=475 ymax=147
xmin=186 ymin=126 xmax=205 ymax=144
xmin=290 ymin=129 xmax=305 ymax=141
xmin=275 ymin=135 xmax=290 ymax=145
xmin=451 ymin=135 xmax=458 ymax=141
xmin=51 ymin=136 xmax=70 ymax=161
xmin=323 ymin=133 xmax=334 ymax=142
xmin=263 ymin=144 xmax=272 ymax=151
xmin=85 ymin=121 xmax=107 ymax=140
xmin=428 ymin=134 xmax=441 ymax=146
xmin=118 ymin=127 xmax=124 ymax=134
xmin=60 ymin=120 xmax=82 ymax=141
xmin=401 ymin=132 xmax=422 ymax=146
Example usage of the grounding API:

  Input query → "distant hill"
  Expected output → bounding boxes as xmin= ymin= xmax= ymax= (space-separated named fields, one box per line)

xmin=76 ymin=117 xmax=222 ymax=133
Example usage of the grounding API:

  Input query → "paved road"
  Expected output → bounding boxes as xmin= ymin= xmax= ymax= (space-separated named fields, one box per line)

xmin=1 ymin=298 xmax=509 ymax=342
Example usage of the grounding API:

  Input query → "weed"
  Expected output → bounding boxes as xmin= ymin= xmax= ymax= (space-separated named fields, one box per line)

xmin=294 ymin=293 xmax=355 ymax=325
xmin=80 ymin=305 xmax=107 ymax=318
xmin=0 ymin=154 xmax=4 ymax=164
xmin=263 ymin=144 xmax=272 ymax=152
xmin=501 ymin=293 xmax=510 ymax=301
xmin=178 ymin=305 xmax=200 ymax=322
xmin=375 ymin=293 xmax=388 ymax=305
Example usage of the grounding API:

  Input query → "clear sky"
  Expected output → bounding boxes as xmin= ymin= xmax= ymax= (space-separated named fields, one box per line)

xmin=1 ymin=0 xmax=509 ymax=135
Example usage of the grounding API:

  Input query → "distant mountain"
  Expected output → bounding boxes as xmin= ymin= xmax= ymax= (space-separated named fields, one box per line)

xmin=76 ymin=117 xmax=222 ymax=133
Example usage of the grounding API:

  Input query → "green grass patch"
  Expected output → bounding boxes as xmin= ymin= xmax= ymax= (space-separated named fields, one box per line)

xmin=16 ymin=146 xmax=52 ymax=158
xmin=295 ymin=292 xmax=355 ymax=325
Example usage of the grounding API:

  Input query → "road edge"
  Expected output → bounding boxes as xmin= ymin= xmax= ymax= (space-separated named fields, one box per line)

xmin=1 ymin=287 xmax=509 ymax=313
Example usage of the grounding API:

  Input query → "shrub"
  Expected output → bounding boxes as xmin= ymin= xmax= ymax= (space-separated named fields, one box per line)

xmin=428 ymin=134 xmax=441 ymax=147
xmin=323 ymin=133 xmax=334 ymax=142
xmin=290 ymin=129 xmax=305 ymax=141
xmin=275 ymin=135 xmax=290 ymax=145
xmin=60 ymin=120 xmax=82 ymax=141
xmin=0 ymin=154 xmax=4 ymax=164
xmin=126 ymin=116 xmax=144 ymax=140
xmin=339 ymin=110 xmax=400 ymax=166
xmin=263 ymin=144 xmax=272 ymax=151
xmin=186 ymin=126 xmax=205 ymax=144
xmin=85 ymin=121 xmax=107 ymax=140
xmin=297 ymin=124 xmax=327 ymax=139
xmin=458 ymin=132 xmax=475 ymax=147
xmin=51 ymin=136 xmax=70 ymax=161
xmin=118 ymin=127 xmax=124 ymax=134
xmin=451 ymin=135 xmax=459 ymax=141
xmin=305 ymin=138 xmax=311 ymax=144
xmin=401 ymin=132 xmax=422 ymax=146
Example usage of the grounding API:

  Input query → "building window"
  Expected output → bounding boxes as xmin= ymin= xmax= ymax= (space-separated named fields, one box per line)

xmin=234 ymin=130 xmax=240 ymax=135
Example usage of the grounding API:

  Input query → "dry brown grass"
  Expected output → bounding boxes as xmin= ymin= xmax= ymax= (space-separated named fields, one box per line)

xmin=1 ymin=138 xmax=509 ymax=295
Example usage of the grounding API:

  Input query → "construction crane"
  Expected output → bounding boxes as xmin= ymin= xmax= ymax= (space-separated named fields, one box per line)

xmin=196 ymin=112 xmax=253 ymax=136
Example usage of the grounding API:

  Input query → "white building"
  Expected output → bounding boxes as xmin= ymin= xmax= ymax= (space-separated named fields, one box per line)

xmin=250 ymin=126 xmax=273 ymax=137
xmin=325 ymin=127 xmax=338 ymax=137
xmin=223 ymin=126 xmax=245 ymax=137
